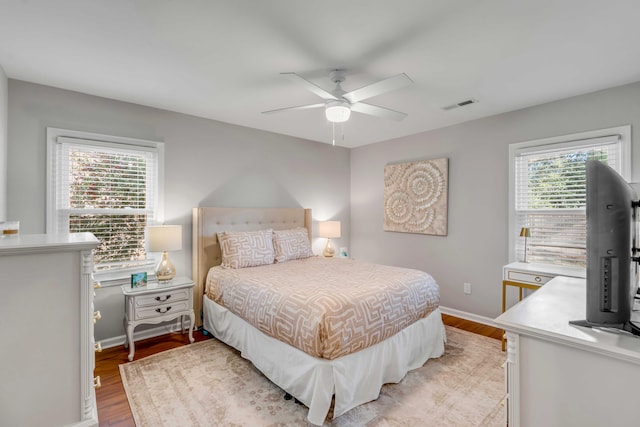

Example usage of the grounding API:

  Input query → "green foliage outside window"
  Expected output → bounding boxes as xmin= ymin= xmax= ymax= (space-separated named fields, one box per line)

xmin=526 ymin=150 xmax=608 ymax=210
xmin=68 ymin=151 xmax=149 ymax=266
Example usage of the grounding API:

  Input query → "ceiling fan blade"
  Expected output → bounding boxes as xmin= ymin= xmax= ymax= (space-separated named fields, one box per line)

xmin=282 ymin=72 xmax=338 ymax=101
xmin=351 ymin=102 xmax=408 ymax=122
xmin=343 ymin=73 xmax=413 ymax=103
xmin=261 ymin=103 xmax=324 ymax=115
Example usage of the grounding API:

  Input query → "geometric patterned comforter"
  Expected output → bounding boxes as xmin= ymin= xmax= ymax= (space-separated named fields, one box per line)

xmin=205 ymin=257 xmax=440 ymax=360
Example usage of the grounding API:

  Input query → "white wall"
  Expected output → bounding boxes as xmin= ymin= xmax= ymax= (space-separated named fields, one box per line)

xmin=350 ymin=81 xmax=640 ymax=320
xmin=0 ymin=65 xmax=7 ymax=221
xmin=7 ymin=80 xmax=351 ymax=341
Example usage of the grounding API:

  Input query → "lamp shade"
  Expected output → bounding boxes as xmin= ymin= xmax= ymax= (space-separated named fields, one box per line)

xmin=148 ymin=225 xmax=182 ymax=252
xmin=319 ymin=221 xmax=341 ymax=239
xmin=325 ymin=101 xmax=351 ymax=123
xmin=519 ymin=227 xmax=531 ymax=238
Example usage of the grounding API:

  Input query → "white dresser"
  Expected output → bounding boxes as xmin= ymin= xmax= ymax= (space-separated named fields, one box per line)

xmin=0 ymin=233 xmax=100 ymax=427
xmin=495 ymin=276 xmax=640 ymax=427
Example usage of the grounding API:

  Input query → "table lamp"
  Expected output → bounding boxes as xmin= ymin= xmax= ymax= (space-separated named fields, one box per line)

xmin=520 ymin=227 xmax=531 ymax=263
xmin=319 ymin=221 xmax=341 ymax=257
xmin=148 ymin=225 xmax=182 ymax=282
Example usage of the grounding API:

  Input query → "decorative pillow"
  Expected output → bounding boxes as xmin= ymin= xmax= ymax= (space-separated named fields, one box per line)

xmin=218 ymin=229 xmax=275 ymax=269
xmin=273 ymin=227 xmax=314 ymax=263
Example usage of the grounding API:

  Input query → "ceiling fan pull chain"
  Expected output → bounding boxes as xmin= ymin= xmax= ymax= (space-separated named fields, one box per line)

xmin=332 ymin=122 xmax=336 ymax=146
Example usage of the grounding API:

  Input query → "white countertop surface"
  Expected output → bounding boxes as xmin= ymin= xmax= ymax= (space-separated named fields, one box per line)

xmin=0 ymin=232 xmax=99 ymax=254
xmin=495 ymin=275 xmax=640 ymax=364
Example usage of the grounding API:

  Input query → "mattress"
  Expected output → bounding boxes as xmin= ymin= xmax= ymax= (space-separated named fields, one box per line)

xmin=205 ymin=256 xmax=440 ymax=359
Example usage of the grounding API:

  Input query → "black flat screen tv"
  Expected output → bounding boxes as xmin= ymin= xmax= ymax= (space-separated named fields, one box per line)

xmin=570 ymin=160 xmax=640 ymax=336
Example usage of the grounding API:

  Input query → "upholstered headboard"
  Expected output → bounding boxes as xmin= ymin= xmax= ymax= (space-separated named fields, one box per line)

xmin=191 ymin=207 xmax=312 ymax=326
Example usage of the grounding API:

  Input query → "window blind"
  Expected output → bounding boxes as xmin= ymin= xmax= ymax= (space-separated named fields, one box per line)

xmin=51 ymin=136 xmax=159 ymax=269
xmin=514 ymin=135 xmax=621 ymax=267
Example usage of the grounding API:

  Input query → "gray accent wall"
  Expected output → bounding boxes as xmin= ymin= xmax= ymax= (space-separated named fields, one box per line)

xmin=7 ymin=80 xmax=350 ymax=342
xmin=6 ymin=76 xmax=640 ymax=338
xmin=350 ymin=81 xmax=640 ymax=319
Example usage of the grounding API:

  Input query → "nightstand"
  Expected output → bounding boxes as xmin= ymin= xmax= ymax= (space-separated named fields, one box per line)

xmin=122 ymin=276 xmax=195 ymax=361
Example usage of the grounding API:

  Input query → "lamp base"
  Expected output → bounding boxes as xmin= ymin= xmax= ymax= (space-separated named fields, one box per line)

xmin=155 ymin=251 xmax=176 ymax=283
xmin=323 ymin=238 xmax=335 ymax=258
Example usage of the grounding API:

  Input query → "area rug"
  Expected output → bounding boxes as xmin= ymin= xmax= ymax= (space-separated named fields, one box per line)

xmin=120 ymin=326 xmax=506 ymax=426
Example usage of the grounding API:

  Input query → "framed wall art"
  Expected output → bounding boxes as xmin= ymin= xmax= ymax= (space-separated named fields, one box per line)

xmin=383 ymin=157 xmax=449 ymax=236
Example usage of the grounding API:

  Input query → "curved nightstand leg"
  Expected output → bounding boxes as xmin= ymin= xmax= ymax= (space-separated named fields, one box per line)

xmin=127 ymin=323 xmax=135 ymax=361
xmin=188 ymin=310 xmax=195 ymax=343
xmin=123 ymin=316 xmax=129 ymax=349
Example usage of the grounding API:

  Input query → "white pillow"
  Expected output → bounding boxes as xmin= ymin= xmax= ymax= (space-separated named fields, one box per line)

xmin=218 ymin=229 xmax=275 ymax=269
xmin=273 ymin=227 xmax=314 ymax=263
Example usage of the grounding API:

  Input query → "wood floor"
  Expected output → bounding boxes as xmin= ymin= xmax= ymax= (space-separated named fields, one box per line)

xmin=441 ymin=313 xmax=503 ymax=340
xmin=95 ymin=315 xmax=502 ymax=426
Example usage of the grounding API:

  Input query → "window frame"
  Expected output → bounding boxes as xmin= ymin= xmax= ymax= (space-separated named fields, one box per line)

xmin=46 ymin=127 xmax=165 ymax=281
xmin=508 ymin=125 xmax=631 ymax=265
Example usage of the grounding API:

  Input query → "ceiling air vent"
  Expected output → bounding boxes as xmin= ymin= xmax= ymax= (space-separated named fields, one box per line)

xmin=443 ymin=98 xmax=478 ymax=111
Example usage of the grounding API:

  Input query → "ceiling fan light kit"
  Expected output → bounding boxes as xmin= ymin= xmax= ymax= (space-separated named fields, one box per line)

xmin=325 ymin=100 xmax=351 ymax=123
xmin=262 ymin=70 xmax=413 ymax=143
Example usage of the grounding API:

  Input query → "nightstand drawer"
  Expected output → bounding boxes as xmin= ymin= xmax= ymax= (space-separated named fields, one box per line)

xmin=506 ymin=270 xmax=553 ymax=286
xmin=134 ymin=289 xmax=190 ymax=307
xmin=135 ymin=300 xmax=191 ymax=320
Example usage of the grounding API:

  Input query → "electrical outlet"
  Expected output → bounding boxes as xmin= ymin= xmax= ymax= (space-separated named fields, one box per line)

xmin=464 ymin=282 xmax=472 ymax=295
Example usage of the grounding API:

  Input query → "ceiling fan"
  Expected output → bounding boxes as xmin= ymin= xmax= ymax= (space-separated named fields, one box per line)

xmin=262 ymin=70 xmax=413 ymax=123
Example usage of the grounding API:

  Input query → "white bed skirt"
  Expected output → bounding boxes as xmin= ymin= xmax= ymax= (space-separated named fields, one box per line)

xmin=202 ymin=296 xmax=446 ymax=425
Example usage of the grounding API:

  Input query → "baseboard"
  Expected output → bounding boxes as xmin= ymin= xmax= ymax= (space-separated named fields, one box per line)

xmin=439 ymin=306 xmax=499 ymax=328
xmin=99 ymin=321 xmax=193 ymax=350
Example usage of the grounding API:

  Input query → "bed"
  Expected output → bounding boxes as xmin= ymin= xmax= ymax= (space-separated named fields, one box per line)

xmin=192 ymin=207 xmax=446 ymax=425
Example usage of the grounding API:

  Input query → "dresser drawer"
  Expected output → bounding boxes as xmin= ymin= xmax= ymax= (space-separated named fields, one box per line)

xmin=506 ymin=270 xmax=553 ymax=286
xmin=134 ymin=289 xmax=190 ymax=307
xmin=135 ymin=300 xmax=191 ymax=320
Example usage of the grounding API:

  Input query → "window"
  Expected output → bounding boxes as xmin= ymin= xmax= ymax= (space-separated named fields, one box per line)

xmin=47 ymin=128 xmax=164 ymax=273
xmin=509 ymin=126 xmax=630 ymax=267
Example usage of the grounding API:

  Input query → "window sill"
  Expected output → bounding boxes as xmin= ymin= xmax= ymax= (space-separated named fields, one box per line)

xmin=93 ymin=262 xmax=155 ymax=288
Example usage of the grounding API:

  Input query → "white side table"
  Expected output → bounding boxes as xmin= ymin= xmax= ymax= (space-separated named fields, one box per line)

xmin=122 ymin=276 xmax=195 ymax=361
xmin=501 ymin=262 xmax=585 ymax=350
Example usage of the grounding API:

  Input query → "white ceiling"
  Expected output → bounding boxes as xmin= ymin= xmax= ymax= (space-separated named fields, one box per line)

xmin=1 ymin=0 xmax=640 ymax=148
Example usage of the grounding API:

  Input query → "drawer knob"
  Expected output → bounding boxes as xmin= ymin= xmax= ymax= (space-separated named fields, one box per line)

xmin=93 ymin=282 xmax=102 ymax=289
xmin=94 ymin=342 xmax=102 ymax=353
xmin=155 ymin=295 xmax=172 ymax=302
xmin=535 ymin=276 xmax=542 ymax=282
xmin=93 ymin=376 xmax=101 ymax=389
xmin=93 ymin=310 xmax=102 ymax=323
xmin=155 ymin=306 xmax=172 ymax=314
